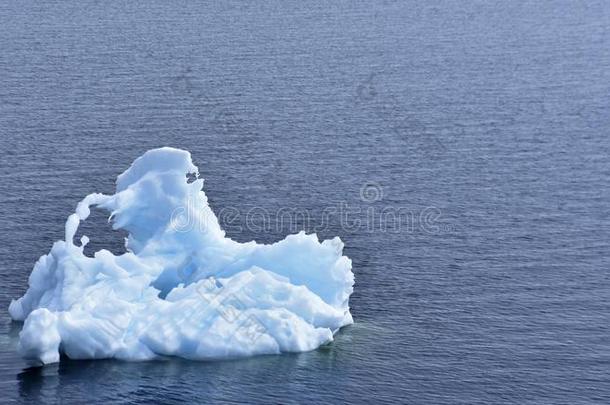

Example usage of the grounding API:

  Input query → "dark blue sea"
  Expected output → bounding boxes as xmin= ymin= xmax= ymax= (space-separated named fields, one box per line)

xmin=1 ymin=1 xmax=610 ymax=403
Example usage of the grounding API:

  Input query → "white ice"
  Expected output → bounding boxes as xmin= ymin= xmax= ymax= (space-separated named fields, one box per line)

xmin=9 ymin=148 xmax=354 ymax=365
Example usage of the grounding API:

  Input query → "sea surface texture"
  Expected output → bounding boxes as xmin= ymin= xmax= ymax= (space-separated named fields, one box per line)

xmin=1 ymin=1 xmax=609 ymax=403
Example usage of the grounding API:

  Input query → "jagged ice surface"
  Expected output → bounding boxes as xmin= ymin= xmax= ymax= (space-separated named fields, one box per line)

xmin=10 ymin=148 xmax=354 ymax=365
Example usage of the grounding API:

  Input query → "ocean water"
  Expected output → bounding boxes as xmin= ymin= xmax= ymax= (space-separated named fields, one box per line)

xmin=1 ymin=0 xmax=610 ymax=403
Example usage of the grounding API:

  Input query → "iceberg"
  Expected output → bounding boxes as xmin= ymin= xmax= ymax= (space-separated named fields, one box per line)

xmin=9 ymin=148 xmax=354 ymax=365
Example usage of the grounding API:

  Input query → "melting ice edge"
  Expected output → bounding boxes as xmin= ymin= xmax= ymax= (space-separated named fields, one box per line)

xmin=10 ymin=147 xmax=354 ymax=365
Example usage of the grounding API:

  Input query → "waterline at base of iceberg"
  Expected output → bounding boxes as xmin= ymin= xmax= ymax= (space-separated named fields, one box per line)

xmin=9 ymin=147 xmax=354 ymax=366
